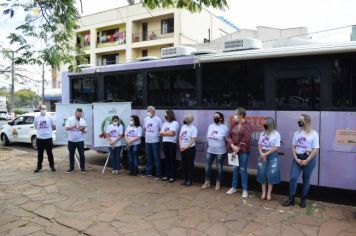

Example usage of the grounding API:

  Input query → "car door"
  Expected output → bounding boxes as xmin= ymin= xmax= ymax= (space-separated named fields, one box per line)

xmin=11 ymin=116 xmax=26 ymax=142
xmin=22 ymin=116 xmax=35 ymax=142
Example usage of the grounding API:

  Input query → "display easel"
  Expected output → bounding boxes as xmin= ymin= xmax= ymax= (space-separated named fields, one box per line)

xmin=102 ymin=149 xmax=125 ymax=175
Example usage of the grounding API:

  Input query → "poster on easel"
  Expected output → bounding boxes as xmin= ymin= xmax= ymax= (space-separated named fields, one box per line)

xmin=55 ymin=103 xmax=93 ymax=145
xmin=93 ymin=102 xmax=132 ymax=147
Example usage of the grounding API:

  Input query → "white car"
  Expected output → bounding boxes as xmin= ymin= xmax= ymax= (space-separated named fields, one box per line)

xmin=0 ymin=111 xmax=10 ymax=120
xmin=0 ymin=112 xmax=56 ymax=149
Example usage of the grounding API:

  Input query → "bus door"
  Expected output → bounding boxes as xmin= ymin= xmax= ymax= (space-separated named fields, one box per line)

xmin=274 ymin=69 xmax=321 ymax=185
xmin=319 ymin=112 xmax=356 ymax=190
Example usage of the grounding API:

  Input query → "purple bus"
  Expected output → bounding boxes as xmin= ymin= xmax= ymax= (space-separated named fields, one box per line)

xmin=63 ymin=42 xmax=356 ymax=191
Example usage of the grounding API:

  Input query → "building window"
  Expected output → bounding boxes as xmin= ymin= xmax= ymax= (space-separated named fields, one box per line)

xmin=161 ymin=18 xmax=174 ymax=34
xmin=142 ymin=50 xmax=148 ymax=57
xmin=331 ymin=58 xmax=356 ymax=108
xmin=71 ymin=77 xmax=98 ymax=103
xmin=102 ymin=54 xmax=118 ymax=65
xmin=148 ymin=68 xmax=196 ymax=107
xmin=104 ymin=73 xmax=144 ymax=107
xmin=201 ymin=62 xmax=265 ymax=109
xmin=276 ymin=69 xmax=320 ymax=110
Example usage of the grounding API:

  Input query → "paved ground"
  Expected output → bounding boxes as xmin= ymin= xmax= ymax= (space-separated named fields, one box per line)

xmin=0 ymin=146 xmax=355 ymax=236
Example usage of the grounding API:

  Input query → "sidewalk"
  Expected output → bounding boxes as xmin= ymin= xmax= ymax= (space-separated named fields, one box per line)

xmin=0 ymin=147 xmax=355 ymax=236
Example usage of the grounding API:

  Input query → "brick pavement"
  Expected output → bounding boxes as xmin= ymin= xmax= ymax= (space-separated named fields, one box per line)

xmin=0 ymin=147 xmax=355 ymax=236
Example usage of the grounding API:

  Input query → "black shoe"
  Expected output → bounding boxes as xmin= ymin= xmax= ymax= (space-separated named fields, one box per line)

xmin=129 ymin=171 xmax=134 ymax=176
xmin=181 ymin=181 xmax=187 ymax=185
xmin=50 ymin=167 xmax=56 ymax=172
xmin=81 ymin=169 xmax=87 ymax=173
xmin=33 ymin=168 xmax=41 ymax=173
xmin=66 ymin=169 xmax=75 ymax=174
xmin=133 ymin=171 xmax=138 ymax=176
xmin=161 ymin=177 xmax=168 ymax=181
xmin=185 ymin=181 xmax=192 ymax=187
xmin=282 ymin=195 xmax=295 ymax=207
xmin=300 ymin=197 xmax=307 ymax=208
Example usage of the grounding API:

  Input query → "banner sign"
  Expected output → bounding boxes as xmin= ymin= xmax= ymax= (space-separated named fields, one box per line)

xmin=55 ymin=103 xmax=93 ymax=145
xmin=93 ymin=102 xmax=132 ymax=147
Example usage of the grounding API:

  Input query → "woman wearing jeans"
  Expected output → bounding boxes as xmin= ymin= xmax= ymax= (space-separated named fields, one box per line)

xmin=125 ymin=115 xmax=142 ymax=175
xmin=283 ymin=114 xmax=319 ymax=208
xmin=257 ymin=117 xmax=281 ymax=201
xmin=226 ymin=108 xmax=252 ymax=198
xmin=106 ymin=115 xmax=124 ymax=175
xmin=201 ymin=112 xmax=228 ymax=191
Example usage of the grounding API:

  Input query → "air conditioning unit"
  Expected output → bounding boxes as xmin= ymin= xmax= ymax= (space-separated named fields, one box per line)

xmin=223 ymin=38 xmax=262 ymax=52
xmin=136 ymin=56 xmax=159 ymax=61
xmin=161 ymin=46 xmax=196 ymax=58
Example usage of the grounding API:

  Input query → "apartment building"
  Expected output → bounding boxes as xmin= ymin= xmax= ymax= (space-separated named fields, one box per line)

xmin=75 ymin=3 xmax=237 ymax=68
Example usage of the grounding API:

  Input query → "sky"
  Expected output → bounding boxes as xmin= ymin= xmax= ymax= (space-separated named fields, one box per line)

xmin=0 ymin=0 xmax=356 ymax=91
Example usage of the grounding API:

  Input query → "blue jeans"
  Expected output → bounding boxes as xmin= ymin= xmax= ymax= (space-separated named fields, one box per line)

xmin=204 ymin=152 xmax=226 ymax=182
xmin=257 ymin=152 xmax=280 ymax=184
xmin=127 ymin=144 xmax=140 ymax=173
xmin=231 ymin=152 xmax=249 ymax=190
xmin=289 ymin=157 xmax=316 ymax=196
xmin=145 ymin=142 xmax=161 ymax=177
xmin=109 ymin=146 xmax=122 ymax=171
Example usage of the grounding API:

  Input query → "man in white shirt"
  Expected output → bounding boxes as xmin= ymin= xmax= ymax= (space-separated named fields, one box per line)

xmin=144 ymin=106 xmax=162 ymax=178
xmin=33 ymin=105 xmax=56 ymax=173
xmin=65 ymin=108 xmax=87 ymax=173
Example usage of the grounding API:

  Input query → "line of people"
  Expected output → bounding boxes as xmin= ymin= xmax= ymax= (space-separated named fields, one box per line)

xmin=33 ymin=105 xmax=319 ymax=208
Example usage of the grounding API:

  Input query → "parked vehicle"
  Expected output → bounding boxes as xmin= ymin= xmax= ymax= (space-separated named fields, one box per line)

xmin=0 ymin=112 xmax=56 ymax=149
xmin=0 ymin=111 xmax=10 ymax=120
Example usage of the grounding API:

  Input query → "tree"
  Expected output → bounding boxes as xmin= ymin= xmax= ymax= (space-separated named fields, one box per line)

xmin=1 ymin=0 xmax=84 ymax=72
xmin=14 ymin=89 xmax=39 ymax=108
xmin=1 ymin=0 xmax=227 ymax=71
xmin=142 ymin=0 xmax=228 ymax=12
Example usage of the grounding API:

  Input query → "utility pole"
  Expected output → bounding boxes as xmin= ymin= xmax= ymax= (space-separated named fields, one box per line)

xmin=10 ymin=51 xmax=15 ymax=114
xmin=42 ymin=63 xmax=45 ymax=103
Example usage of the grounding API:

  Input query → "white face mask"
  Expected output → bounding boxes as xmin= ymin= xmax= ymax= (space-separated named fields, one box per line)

xmin=112 ymin=121 xmax=119 ymax=126
xmin=233 ymin=115 xmax=238 ymax=121
xmin=40 ymin=110 xmax=46 ymax=116
xmin=129 ymin=120 xmax=134 ymax=126
xmin=147 ymin=112 xmax=152 ymax=117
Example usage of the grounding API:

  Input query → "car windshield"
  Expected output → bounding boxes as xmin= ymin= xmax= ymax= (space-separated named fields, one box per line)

xmin=0 ymin=111 xmax=6 ymax=114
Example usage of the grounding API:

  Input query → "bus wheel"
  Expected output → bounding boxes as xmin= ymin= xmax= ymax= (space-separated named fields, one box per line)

xmin=31 ymin=136 xmax=37 ymax=149
xmin=138 ymin=148 xmax=146 ymax=166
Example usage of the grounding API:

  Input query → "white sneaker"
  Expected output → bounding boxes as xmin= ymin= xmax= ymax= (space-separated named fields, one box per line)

xmin=226 ymin=188 xmax=237 ymax=195
xmin=242 ymin=190 xmax=249 ymax=198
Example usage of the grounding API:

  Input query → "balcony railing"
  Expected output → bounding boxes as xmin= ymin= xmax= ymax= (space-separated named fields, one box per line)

xmin=97 ymin=31 xmax=126 ymax=48
xmin=132 ymin=28 xmax=174 ymax=43
xmin=76 ymin=35 xmax=90 ymax=50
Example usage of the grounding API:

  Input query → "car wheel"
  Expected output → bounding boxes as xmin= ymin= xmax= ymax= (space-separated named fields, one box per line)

xmin=31 ymin=136 xmax=37 ymax=149
xmin=1 ymin=133 xmax=9 ymax=146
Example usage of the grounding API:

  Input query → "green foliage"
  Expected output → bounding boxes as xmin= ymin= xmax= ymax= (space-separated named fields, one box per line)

xmin=1 ymin=0 xmax=84 ymax=71
xmin=14 ymin=108 xmax=27 ymax=115
xmin=14 ymin=89 xmax=39 ymax=107
xmin=142 ymin=0 xmax=228 ymax=12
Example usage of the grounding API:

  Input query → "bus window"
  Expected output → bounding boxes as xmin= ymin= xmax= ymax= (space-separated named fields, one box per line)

xmin=71 ymin=76 xmax=98 ymax=103
xmin=276 ymin=69 xmax=320 ymax=110
xmin=104 ymin=72 xmax=144 ymax=106
xmin=201 ymin=62 xmax=264 ymax=109
xmin=148 ymin=68 xmax=196 ymax=108
xmin=331 ymin=59 xmax=356 ymax=109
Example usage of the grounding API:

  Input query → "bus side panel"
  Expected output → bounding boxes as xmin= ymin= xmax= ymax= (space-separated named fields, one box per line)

xmin=276 ymin=111 xmax=320 ymax=185
xmin=61 ymin=72 xmax=70 ymax=103
xmin=319 ymin=112 xmax=356 ymax=190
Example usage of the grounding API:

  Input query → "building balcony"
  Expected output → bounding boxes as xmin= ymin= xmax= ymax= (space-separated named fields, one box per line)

xmin=97 ymin=31 xmax=126 ymax=48
xmin=132 ymin=28 xmax=174 ymax=43
xmin=76 ymin=31 xmax=91 ymax=50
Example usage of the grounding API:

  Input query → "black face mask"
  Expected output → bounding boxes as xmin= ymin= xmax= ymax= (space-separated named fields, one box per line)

xmin=298 ymin=120 xmax=305 ymax=127
xmin=263 ymin=124 xmax=268 ymax=130
xmin=214 ymin=117 xmax=220 ymax=124
xmin=183 ymin=120 xmax=187 ymax=125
